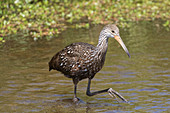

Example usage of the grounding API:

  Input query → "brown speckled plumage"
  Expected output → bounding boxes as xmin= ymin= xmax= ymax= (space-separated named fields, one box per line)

xmin=49 ymin=42 xmax=106 ymax=80
xmin=49 ymin=24 xmax=130 ymax=102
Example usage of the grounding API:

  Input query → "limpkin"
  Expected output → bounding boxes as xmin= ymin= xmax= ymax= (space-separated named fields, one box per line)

xmin=49 ymin=24 xmax=130 ymax=103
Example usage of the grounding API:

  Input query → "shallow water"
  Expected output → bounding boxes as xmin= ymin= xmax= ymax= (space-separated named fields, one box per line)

xmin=0 ymin=22 xmax=169 ymax=113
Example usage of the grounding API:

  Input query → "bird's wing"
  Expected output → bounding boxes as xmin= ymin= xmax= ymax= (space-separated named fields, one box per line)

xmin=49 ymin=42 xmax=95 ymax=77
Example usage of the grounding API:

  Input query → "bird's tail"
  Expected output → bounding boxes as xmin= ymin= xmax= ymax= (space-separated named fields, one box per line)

xmin=48 ymin=60 xmax=54 ymax=71
xmin=49 ymin=67 xmax=52 ymax=71
xmin=48 ymin=53 xmax=59 ymax=72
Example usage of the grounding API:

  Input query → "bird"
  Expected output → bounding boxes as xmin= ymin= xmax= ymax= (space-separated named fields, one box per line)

xmin=49 ymin=24 xmax=130 ymax=103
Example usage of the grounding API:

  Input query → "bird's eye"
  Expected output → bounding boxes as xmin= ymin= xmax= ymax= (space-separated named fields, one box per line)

xmin=112 ymin=30 xmax=115 ymax=33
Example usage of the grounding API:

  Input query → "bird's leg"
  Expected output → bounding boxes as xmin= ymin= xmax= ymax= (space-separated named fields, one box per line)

xmin=86 ymin=78 xmax=109 ymax=96
xmin=72 ymin=78 xmax=79 ymax=102
xmin=86 ymin=78 xmax=128 ymax=103
xmin=73 ymin=84 xmax=79 ymax=102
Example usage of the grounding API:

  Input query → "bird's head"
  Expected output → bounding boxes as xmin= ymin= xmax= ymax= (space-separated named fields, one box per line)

xmin=102 ymin=24 xmax=130 ymax=58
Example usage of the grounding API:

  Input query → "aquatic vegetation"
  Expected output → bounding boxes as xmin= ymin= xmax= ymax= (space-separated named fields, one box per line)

xmin=0 ymin=0 xmax=170 ymax=40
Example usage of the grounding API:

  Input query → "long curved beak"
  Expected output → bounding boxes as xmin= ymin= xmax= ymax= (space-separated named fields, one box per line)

xmin=114 ymin=35 xmax=130 ymax=58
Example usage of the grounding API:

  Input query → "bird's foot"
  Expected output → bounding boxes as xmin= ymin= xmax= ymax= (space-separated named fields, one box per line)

xmin=108 ymin=88 xmax=129 ymax=103
xmin=73 ymin=97 xmax=80 ymax=103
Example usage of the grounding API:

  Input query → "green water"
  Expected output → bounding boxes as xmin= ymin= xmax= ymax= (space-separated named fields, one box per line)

xmin=0 ymin=22 xmax=169 ymax=113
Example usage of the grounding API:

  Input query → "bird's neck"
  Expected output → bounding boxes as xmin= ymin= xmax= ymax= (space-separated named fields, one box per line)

xmin=96 ymin=34 xmax=109 ymax=57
